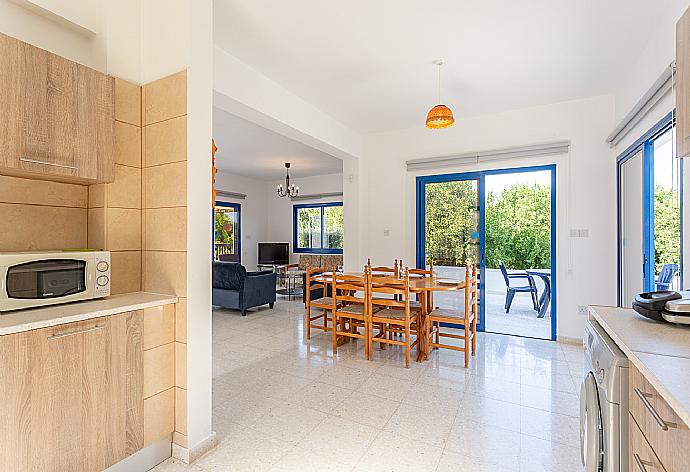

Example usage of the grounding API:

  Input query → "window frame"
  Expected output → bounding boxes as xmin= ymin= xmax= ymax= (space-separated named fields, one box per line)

xmin=214 ymin=201 xmax=241 ymax=262
xmin=292 ymin=202 xmax=344 ymax=254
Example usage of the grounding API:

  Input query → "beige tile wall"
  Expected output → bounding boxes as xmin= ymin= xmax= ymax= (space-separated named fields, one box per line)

xmin=88 ymin=78 xmax=143 ymax=295
xmin=0 ymin=176 xmax=88 ymax=251
xmin=142 ymin=70 xmax=189 ymax=449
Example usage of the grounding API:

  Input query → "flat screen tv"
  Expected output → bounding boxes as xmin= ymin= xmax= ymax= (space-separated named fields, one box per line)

xmin=258 ymin=242 xmax=289 ymax=265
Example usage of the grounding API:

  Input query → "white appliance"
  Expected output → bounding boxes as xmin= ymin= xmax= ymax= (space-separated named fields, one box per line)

xmin=0 ymin=250 xmax=110 ymax=312
xmin=581 ymin=319 xmax=629 ymax=472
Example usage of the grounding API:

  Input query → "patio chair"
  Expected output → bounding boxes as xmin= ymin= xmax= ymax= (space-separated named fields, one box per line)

xmin=498 ymin=261 xmax=539 ymax=313
xmin=656 ymin=263 xmax=679 ymax=291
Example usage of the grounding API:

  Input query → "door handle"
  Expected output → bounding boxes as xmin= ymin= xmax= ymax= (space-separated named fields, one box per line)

xmin=633 ymin=453 xmax=649 ymax=472
xmin=634 ymin=388 xmax=676 ymax=431
xmin=48 ymin=325 xmax=104 ymax=340
xmin=20 ymin=157 xmax=78 ymax=170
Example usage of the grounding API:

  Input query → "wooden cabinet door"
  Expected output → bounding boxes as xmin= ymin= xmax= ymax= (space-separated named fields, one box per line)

xmin=16 ymin=40 xmax=83 ymax=180
xmin=0 ymin=33 xmax=21 ymax=170
xmin=0 ymin=311 xmax=144 ymax=472
xmin=75 ymin=64 xmax=114 ymax=182
xmin=677 ymin=7 xmax=690 ymax=158
xmin=0 ymin=32 xmax=114 ymax=183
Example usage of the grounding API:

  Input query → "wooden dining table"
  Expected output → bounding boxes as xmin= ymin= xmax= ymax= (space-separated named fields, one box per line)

xmin=312 ymin=272 xmax=466 ymax=361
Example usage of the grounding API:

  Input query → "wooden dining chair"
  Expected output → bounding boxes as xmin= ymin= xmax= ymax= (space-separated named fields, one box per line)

xmin=331 ymin=270 xmax=372 ymax=357
xmin=367 ymin=258 xmax=399 ymax=277
xmin=406 ymin=260 xmax=434 ymax=314
xmin=367 ymin=268 xmax=420 ymax=368
xmin=305 ymin=263 xmax=338 ymax=340
xmin=426 ymin=264 xmax=478 ymax=367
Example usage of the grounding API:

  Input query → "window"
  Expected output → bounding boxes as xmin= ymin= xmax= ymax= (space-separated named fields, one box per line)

xmin=293 ymin=203 xmax=343 ymax=253
xmin=214 ymin=202 xmax=241 ymax=262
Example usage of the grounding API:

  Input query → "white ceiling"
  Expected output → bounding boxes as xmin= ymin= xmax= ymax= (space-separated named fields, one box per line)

xmin=214 ymin=0 xmax=686 ymax=134
xmin=213 ymin=107 xmax=343 ymax=180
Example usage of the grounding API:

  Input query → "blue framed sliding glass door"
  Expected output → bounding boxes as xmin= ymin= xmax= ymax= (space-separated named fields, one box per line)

xmin=417 ymin=165 xmax=556 ymax=341
xmin=617 ymin=112 xmax=682 ymax=306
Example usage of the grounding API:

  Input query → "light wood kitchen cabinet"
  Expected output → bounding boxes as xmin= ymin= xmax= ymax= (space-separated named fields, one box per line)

xmin=0 ymin=32 xmax=114 ymax=184
xmin=0 ymin=311 xmax=143 ymax=472
xmin=629 ymin=364 xmax=690 ymax=472
xmin=677 ymin=6 xmax=690 ymax=158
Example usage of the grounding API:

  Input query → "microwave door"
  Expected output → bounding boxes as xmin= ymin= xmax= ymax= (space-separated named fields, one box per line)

xmin=6 ymin=260 xmax=87 ymax=299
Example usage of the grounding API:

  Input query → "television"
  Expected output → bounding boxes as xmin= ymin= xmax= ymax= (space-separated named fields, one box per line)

xmin=258 ymin=242 xmax=290 ymax=265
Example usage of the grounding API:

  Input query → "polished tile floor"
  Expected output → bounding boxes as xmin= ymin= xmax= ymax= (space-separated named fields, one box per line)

xmin=153 ymin=298 xmax=584 ymax=472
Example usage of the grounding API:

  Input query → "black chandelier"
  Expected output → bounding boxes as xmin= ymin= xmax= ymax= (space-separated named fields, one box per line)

xmin=276 ymin=162 xmax=299 ymax=198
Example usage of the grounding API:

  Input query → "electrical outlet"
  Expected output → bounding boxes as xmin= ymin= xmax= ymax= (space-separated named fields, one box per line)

xmin=577 ymin=305 xmax=588 ymax=315
xmin=383 ymin=229 xmax=390 ymax=237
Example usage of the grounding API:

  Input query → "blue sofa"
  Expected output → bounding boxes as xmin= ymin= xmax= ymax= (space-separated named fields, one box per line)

xmin=212 ymin=262 xmax=277 ymax=316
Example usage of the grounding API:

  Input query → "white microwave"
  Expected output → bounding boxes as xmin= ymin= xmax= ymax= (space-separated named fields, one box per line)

xmin=0 ymin=250 xmax=111 ymax=313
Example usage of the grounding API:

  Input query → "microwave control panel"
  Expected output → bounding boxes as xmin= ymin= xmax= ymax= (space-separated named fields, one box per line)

xmin=94 ymin=252 xmax=111 ymax=298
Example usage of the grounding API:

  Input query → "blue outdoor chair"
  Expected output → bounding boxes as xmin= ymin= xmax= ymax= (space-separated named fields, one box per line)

xmin=499 ymin=260 xmax=539 ymax=313
xmin=656 ymin=263 xmax=679 ymax=291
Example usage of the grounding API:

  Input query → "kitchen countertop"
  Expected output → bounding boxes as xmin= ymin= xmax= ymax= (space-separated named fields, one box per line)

xmin=589 ymin=305 xmax=690 ymax=427
xmin=0 ymin=292 xmax=178 ymax=336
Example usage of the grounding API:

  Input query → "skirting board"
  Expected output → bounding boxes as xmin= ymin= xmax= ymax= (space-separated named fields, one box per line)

xmin=173 ymin=431 xmax=217 ymax=464
xmin=557 ymin=335 xmax=583 ymax=345
xmin=105 ymin=436 xmax=172 ymax=472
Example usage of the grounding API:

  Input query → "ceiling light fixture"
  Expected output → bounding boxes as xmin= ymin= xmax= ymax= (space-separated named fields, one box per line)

xmin=426 ymin=59 xmax=455 ymax=129
xmin=277 ymin=162 xmax=299 ymax=198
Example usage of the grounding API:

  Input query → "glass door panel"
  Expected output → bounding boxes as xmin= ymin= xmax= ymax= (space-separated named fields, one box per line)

xmin=421 ymin=178 xmax=481 ymax=324
xmin=620 ymin=150 xmax=644 ymax=307
xmin=214 ymin=202 xmax=241 ymax=262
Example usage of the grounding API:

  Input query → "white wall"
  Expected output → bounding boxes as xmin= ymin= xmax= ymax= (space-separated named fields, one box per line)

xmin=266 ymin=173 xmax=344 ymax=263
xmin=359 ymin=95 xmax=617 ymax=341
xmin=215 ymin=171 xmax=269 ymax=270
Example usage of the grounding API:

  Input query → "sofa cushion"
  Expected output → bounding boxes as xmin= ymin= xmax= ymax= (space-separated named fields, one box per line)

xmin=298 ymin=254 xmax=322 ymax=270
xmin=213 ymin=262 xmax=247 ymax=291
xmin=322 ymin=255 xmax=343 ymax=271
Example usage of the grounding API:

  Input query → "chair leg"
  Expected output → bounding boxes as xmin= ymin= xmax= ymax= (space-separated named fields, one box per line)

xmin=332 ymin=314 xmax=338 ymax=354
xmin=464 ymin=324 xmax=469 ymax=368
xmin=405 ymin=323 xmax=411 ymax=368
xmin=531 ymin=290 xmax=539 ymax=311
xmin=306 ymin=304 xmax=311 ymax=340
xmin=505 ymin=290 xmax=515 ymax=313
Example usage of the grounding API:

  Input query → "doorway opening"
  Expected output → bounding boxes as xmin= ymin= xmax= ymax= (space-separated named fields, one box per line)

xmin=416 ymin=165 xmax=556 ymax=341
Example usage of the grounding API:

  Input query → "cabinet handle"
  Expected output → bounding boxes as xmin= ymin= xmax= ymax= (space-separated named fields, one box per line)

xmin=20 ymin=157 xmax=77 ymax=170
xmin=634 ymin=387 xmax=676 ymax=431
xmin=47 ymin=325 xmax=104 ymax=340
xmin=633 ymin=454 xmax=649 ymax=472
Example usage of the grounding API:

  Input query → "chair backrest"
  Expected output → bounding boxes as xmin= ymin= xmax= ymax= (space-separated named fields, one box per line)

xmin=464 ymin=264 xmax=478 ymax=322
xmin=367 ymin=258 xmax=399 ymax=277
xmin=498 ymin=261 xmax=510 ymax=287
xmin=408 ymin=260 xmax=434 ymax=277
xmin=305 ymin=265 xmax=326 ymax=304
xmin=367 ymin=268 xmax=410 ymax=318
xmin=658 ymin=263 xmax=679 ymax=285
xmin=332 ymin=271 xmax=367 ymax=307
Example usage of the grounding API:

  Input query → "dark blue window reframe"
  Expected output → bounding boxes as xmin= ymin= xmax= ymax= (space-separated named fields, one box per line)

xmin=214 ymin=201 xmax=241 ymax=263
xmin=616 ymin=111 xmax=683 ymax=306
xmin=293 ymin=202 xmax=344 ymax=254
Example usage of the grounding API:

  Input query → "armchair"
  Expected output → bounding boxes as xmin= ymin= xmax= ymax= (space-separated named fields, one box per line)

xmin=212 ymin=262 xmax=277 ymax=315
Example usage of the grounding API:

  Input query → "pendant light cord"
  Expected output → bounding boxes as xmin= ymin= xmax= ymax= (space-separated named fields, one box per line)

xmin=437 ymin=63 xmax=442 ymax=104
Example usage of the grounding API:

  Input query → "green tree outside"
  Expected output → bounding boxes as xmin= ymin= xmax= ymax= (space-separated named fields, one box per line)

xmin=654 ymin=184 xmax=681 ymax=274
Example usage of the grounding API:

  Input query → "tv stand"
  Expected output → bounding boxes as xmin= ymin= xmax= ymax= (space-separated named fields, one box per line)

xmin=257 ymin=264 xmax=287 ymax=273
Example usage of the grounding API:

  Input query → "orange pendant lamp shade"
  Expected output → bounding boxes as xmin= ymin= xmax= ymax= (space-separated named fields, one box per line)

xmin=426 ymin=59 xmax=455 ymax=129
xmin=426 ymin=104 xmax=455 ymax=129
